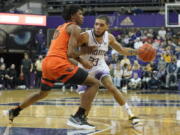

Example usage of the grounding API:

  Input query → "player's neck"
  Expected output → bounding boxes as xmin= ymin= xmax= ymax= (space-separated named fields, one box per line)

xmin=68 ymin=20 xmax=79 ymax=26
xmin=93 ymin=30 xmax=105 ymax=38
xmin=92 ymin=29 xmax=105 ymax=45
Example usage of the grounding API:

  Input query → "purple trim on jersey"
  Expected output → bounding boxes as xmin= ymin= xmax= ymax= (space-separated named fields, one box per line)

xmin=77 ymin=71 xmax=110 ymax=93
xmin=95 ymin=71 xmax=110 ymax=80
xmin=78 ymin=85 xmax=88 ymax=92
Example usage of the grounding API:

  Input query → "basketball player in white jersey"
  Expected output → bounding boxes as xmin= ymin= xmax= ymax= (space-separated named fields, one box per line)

xmin=77 ymin=15 xmax=141 ymax=126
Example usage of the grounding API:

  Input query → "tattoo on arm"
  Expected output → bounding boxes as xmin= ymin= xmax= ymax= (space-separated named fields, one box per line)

xmin=127 ymin=49 xmax=137 ymax=56
xmin=128 ymin=50 xmax=134 ymax=55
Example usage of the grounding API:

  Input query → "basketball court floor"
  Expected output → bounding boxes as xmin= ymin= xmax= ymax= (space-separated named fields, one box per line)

xmin=0 ymin=89 xmax=180 ymax=135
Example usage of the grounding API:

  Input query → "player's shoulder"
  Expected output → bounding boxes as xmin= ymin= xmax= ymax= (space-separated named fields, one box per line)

xmin=70 ymin=24 xmax=81 ymax=30
xmin=108 ymin=32 xmax=116 ymax=43
xmin=66 ymin=23 xmax=81 ymax=33
xmin=108 ymin=32 xmax=114 ymax=39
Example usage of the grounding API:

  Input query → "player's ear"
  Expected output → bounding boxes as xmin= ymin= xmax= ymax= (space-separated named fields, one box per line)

xmin=71 ymin=14 xmax=76 ymax=20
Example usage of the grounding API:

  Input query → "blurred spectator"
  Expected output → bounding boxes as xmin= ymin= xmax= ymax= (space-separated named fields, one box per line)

xmin=16 ymin=72 xmax=25 ymax=89
xmin=167 ymin=40 xmax=177 ymax=54
xmin=122 ymin=35 xmax=130 ymax=46
xmin=109 ymin=64 xmax=114 ymax=77
xmin=152 ymin=36 xmax=161 ymax=49
xmin=158 ymin=27 xmax=166 ymax=40
xmin=177 ymin=58 xmax=180 ymax=68
xmin=6 ymin=64 xmax=17 ymax=89
xmin=142 ymin=64 xmax=152 ymax=89
xmin=175 ymin=46 xmax=180 ymax=59
xmin=121 ymin=64 xmax=132 ymax=93
xmin=120 ymin=56 xmax=131 ymax=67
xmin=106 ymin=27 xmax=180 ymax=90
xmin=113 ymin=62 xmax=122 ymax=89
xmin=0 ymin=64 xmax=6 ymax=89
xmin=111 ymin=49 xmax=119 ymax=57
xmin=150 ymin=61 xmax=158 ymax=71
xmin=21 ymin=53 xmax=33 ymax=89
xmin=133 ymin=37 xmax=143 ymax=49
xmin=35 ymin=29 xmax=46 ymax=55
xmin=35 ymin=55 xmax=43 ymax=88
xmin=9 ymin=8 xmax=23 ymax=14
xmin=177 ymin=58 xmax=180 ymax=90
xmin=110 ymin=50 xmax=119 ymax=65
xmin=157 ymin=56 xmax=166 ymax=83
xmin=165 ymin=56 xmax=178 ymax=88
xmin=132 ymin=60 xmax=142 ymax=78
xmin=166 ymin=28 xmax=174 ymax=40
xmin=116 ymin=35 xmax=121 ymax=43
xmin=128 ymin=72 xmax=141 ymax=90
xmin=132 ymin=8 xmax=144 ymax=14
xmin=148 ymin=71 xmax=161 ymax=90
xmin=0 ymin=57 xmax=5 ymax=66
xmin=141 ymin=30 xmax=148 ymax=41
xmin=163 ymin=49 xmax=172 ymax=63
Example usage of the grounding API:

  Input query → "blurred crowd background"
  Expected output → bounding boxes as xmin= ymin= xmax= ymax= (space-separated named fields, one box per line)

xmin=0 ymin=0 xmax=180 ymax=91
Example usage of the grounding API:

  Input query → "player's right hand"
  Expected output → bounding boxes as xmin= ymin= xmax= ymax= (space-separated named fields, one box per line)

xmin=81 ymin=59 xmax=93 ymax=69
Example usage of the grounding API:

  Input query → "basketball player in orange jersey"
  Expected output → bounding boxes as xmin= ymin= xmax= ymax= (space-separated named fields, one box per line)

xmin=8 ymin=5 xmax=99 ymax=130
xmin=76 ymin=15 xmax=141 ymax=126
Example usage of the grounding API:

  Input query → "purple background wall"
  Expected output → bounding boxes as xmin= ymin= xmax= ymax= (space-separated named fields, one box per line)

xmin=116 ymin=14 xmax=164 ymax=27
xmin=47 ymin=14 xmax=166 ymax=29
xmin=169 ymin=12 xmax=178 ymax=25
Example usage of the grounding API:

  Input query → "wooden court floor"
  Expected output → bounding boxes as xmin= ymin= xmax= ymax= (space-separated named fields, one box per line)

xmin=0 ymin=89 xmax=180 ymax=135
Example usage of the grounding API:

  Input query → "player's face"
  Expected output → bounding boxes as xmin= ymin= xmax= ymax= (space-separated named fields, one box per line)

xmin=74 ymin=10 xmax=84 ymax=25
xmin=94 ymin=19 xmax=108 ymax=37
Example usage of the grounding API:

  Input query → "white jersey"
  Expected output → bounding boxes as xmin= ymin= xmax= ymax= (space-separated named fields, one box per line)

xmin=79 ymin=29 xmax=110 ymax=80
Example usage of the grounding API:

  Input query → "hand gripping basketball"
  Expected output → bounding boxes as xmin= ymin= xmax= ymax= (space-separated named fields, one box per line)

xmin=138 ymin=43 xmax=156 ymax=62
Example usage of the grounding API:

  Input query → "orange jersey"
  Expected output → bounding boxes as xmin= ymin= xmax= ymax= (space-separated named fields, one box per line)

xmin=42 ymin=56 xmax=78 ymax=84
xmin=47 ymin=22 xmax=74 ymax=59
xmin=41 ymin=22 xmax=79 ymax=85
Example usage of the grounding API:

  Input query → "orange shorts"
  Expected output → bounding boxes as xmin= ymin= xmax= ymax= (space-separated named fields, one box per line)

xmin=41 ymin=56 xmax=78 ymax=86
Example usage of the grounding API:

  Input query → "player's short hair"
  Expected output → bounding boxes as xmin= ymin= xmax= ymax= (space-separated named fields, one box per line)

xmin=96 ymin=15 xmax=110 ymax=25
xmin=62 ymin=5 xmax=83 ymax=21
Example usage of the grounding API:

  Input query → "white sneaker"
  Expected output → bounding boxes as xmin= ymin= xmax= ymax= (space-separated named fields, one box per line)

xmin=122 ymin=87 xmax=127 ymax=94
xmin=129 ymin=116 xmax=142 ymax=126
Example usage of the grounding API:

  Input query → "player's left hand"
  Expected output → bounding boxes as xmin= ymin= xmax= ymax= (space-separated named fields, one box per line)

xmin=81 ymin=59 xmax=93 ymax=69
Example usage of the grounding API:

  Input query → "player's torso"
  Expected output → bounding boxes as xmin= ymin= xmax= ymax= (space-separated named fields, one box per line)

xmin=82 ymin=30 xmax=109 ymax=71
xmin=47 ymin=22 xmax=73 ymax=59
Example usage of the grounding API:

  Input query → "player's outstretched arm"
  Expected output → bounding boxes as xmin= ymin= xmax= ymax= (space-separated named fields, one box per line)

xmin=109 ymin=33 xmax=138 ymax=56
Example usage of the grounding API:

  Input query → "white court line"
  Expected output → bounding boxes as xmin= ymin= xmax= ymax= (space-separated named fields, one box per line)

xmin=2 ymin=109 xmax=12 ymax=135
xmin=3 ymin=123 xmax=12 ymax=135
xmin=87 ymin=121 xmax=112 ymax=135
xmin=88 ymin=126 xmax=112 ymax=135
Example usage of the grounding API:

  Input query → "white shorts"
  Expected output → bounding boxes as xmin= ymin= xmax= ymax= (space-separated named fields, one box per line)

xmin=77 ymin=68 xmax=110 ymax=94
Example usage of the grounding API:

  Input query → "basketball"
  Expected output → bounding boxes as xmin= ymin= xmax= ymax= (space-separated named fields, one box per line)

xmin=138 ymin=43 xmax=156 ymax=62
